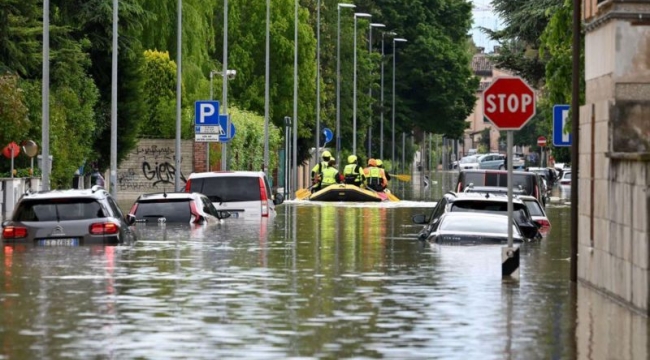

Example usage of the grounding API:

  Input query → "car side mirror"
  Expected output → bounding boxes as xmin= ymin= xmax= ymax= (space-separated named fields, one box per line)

xmin=1 ymin=220 xmax=9 ymax=228
xmin=217 ymin=211 xmax=232 ymax=220
xmin=412 ymin=214 xmax=427 ymax=224
xmin=126 ymin=214 xmax=136 ymax=226
xmin=274 ymin=193 xmax=285 ymax=205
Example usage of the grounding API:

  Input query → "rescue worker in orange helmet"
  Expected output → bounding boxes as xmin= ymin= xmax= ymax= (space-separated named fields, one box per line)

xmin=375 ymin=159 xmax=391 ymax=188
xmin=363 ymin=158 xmax=387 ymax=192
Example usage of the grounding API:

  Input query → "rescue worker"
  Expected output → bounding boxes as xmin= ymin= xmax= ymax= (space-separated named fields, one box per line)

xmin=343 ymin=155 xmax=365 ymax=187
xmin=320 ymin=157 xmax=342 ymax=189
xmin=375 ymin=159 xmax=391 ymax=186
xmin=363 ymin=158 xmax=387 ymax=192
xmin=311 ymin=150 xmax=332 ymax=193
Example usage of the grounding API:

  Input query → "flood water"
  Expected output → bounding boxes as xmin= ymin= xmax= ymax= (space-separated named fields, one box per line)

xmin=1 ymin=172 xmax=647 ymax=359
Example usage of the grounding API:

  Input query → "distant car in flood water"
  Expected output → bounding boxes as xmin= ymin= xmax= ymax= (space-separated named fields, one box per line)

xmin=425 ymin=212 xmax=524 ymax=245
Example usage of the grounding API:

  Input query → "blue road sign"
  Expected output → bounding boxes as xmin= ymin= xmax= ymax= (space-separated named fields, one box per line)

xmin=195 ymin=101 xmax=220 ymax=125
xmin=553 ymin=105 xmax=571 ymax=147
xmin=194 ymin=101 xmax=236 ymax=142
xmin=323 ymin=128 xmax=333 ymax=144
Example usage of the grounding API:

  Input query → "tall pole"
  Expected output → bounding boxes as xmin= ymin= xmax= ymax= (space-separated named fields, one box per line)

xmin=42 ymin=0 xmax=50 ymax=191
xmin=353 ymin=15 xmax=358 ymax=155
xmin=293 ymin=0 xmax=298 ymax=191
xmin=507 ymin=131 xmax=514 ymax=247
xmin=380 ymin=33 xmax=385 ymax=160
xmin=175 ymin=0 xmax=182 ymax=191
xmin=352 ymin=13 xmax=370 ymax=156
xmin=366 ymin=23 xmax=384 ymax=159
xmin=336 ymin=5 xmax=341 ymax=164
xmin=315 ymin=0 xmax=321 ymax=164
xmin=221 ymin=0 xmax=229 ymax=171
xmin=391 ymin=38 xmax=406 ymax=169
xmin=110 ymin=0 xmax=118 ymax=196
xmin=263 ymin=0 xmax=270 ymax=176
xmin=335 ymin=4 xmax=355 ymax=166
xmin=391 ymin=39 xmax=396 ymax=168
xmin=207 ymin=71 xmax=213 ymax=171
xmin=570 ymin=0 xmax=581 ymax=283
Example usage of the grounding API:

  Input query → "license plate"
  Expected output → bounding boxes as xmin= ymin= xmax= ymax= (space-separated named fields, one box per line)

xmin=231 ymin=212 xmax=239 ymax=218
xmin=37 ymin=238 xmax=79 ymax=246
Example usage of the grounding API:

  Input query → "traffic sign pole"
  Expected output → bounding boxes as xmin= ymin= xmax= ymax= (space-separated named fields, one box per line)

xmin=483 ymin=77 xmax=534 ymax=280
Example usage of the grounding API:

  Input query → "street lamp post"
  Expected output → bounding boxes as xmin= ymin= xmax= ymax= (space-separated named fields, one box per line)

xmin=315 ymin=0 xmax=322 ymax=165
xmin=175 ymin=0 xmax=182 ymax=191
xmin=367 ymin=23 xmax=384 ymax=159
xmin=391 ymin=37 xmax=407 ymax=169
xmin=353 ymin=12 xmax=371 ymax=155
xmin=263 ymin=0 xmax=270 ymax=176
xmin=293 ymin=0 xmax=298 ymax=195
xmin=221 ymin=0 xmax=229 ymax=171
xmin=336 ymin=3 xmax=356 ymax=165
xmin=380 ymin=31 xmax=396 ymax=160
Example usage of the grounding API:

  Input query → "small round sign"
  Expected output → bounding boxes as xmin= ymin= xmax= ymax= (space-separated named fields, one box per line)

xmin=22 ymin=140 xmax=39 ymax=158
xmin=537 ymin=136 xmax=547 ymax=147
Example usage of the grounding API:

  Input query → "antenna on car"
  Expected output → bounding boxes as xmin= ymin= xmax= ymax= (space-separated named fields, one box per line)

xmin=91 ymin=185 xmax=102 ymax=193
xmin=163 ymin=188 xmax=167 ymax=198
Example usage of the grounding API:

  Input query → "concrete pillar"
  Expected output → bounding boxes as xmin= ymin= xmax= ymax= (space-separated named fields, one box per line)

xmin=582 ymin=0 xmax=650 ymax=315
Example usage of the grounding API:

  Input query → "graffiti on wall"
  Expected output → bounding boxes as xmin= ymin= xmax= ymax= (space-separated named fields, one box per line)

xmin=117 ymin=143 xmax=189 ymax=192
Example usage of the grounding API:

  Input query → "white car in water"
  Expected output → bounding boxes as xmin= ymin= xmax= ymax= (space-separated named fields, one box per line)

xmin=457 ymin=155 xmax=481 ymax=170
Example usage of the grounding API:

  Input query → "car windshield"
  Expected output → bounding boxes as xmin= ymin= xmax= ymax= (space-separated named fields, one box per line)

xmin=14 ymin=198 xmax=105 ymax=222
xmin=563 ymin=172 xmax=571 ymax=179
xmin=460 ymin=156 xmax=478 ymax=164
xmin=451 ymin=200 xmax=527 ymax=213
xmin=524 ymin=200 xmax=545 ymax=216
xmin=190 ymin=176 xmax=261 ymax=202
xmin=440 ymin=215 xmax=514 ymax=234
xmin=134 ymin=199 xmax=192 ymax=223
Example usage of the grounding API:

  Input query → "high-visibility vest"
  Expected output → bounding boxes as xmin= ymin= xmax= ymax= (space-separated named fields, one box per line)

xmin=321 ymin=167 xmax=339 ymax=186
xmin=364 ymin=167 xmax=383 ymax=188
xmin=343 ymin=164 xmax=362 ymax=184
xmin=311 ymin=161 xmax=328 ymax=182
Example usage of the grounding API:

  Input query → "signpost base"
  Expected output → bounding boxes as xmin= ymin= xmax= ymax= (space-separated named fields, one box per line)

xmin=502 ymin=246 xmax=520 ymax=280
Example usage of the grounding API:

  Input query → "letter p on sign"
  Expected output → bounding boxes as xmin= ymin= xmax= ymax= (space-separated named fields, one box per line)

xmin=199 ymin=103 xmax=216 ymax=123
xmin=483 ymin=77 xmax=536 ymax=130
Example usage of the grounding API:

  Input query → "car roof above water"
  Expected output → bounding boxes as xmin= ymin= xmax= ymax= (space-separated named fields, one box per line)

xmin=187 ymin=171 xmax=266 ymax=179
xmin=19 ymin=186 xmax=109 ymax=200
xmin=136 ymin=192 xmax=203 ymax=201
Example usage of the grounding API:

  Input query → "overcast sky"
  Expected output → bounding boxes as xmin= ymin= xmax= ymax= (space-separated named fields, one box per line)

xmin=470 ymin=0 xmax=501 ymax=52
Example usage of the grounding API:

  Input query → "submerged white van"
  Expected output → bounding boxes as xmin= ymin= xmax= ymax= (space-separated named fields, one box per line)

xmin=184 ymin=171 xmax=284 ymax=218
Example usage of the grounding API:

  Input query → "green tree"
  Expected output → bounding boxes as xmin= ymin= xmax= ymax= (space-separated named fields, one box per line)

xmin=482 ymin=0 xmax=563 ymax=87
xmin=53 ymin=0 xmax=149 ymax=170
xmin=225 ymin=107 xmax=282 ymax=171
xmin=539 ymin=0 xmax=584 ymax=163
xmin=140 ymin=50 xmax=178 ymax=138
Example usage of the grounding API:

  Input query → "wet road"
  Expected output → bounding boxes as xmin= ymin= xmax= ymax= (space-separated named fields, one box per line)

xmin=0 ymin=172 xmax=647 ymax=359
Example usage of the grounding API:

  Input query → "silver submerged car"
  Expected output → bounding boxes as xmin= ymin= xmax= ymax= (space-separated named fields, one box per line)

xmin=427 ymin=212 xmax=524 ymax=245
xmin=1 ymin=186 xmax=136 ymax=246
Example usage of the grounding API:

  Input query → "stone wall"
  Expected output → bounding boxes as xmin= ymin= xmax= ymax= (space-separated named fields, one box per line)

xmin=580 ymin=2 xmax=650 ymax=315
xmin=115 ymin=139 xmax=194 ymax=201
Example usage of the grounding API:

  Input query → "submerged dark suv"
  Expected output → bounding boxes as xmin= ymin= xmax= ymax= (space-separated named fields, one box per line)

xmin=455 ymin=169 xmax=546 ymax=206
xmin=1 ymin=186 xmax=136 ymax=246
xmin=412 ymin=191 xmax=540 ymax=241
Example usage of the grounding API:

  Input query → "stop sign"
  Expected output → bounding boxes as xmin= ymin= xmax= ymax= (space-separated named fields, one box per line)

xmin=483 ymin=77 xmax=536 ymax=130
xmin=537 ymin=136 xmax=547 ymax=147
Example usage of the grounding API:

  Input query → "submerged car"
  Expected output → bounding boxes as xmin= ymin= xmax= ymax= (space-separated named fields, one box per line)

xmin=1 ymin=186 xmax=136 ymax=246
xmin=412 ymin=192 xmax=540 ymax=241
xmin=184 ymin=171 xmax=284 ymax=219
xmin=129 ymin=192 xmax=231 ymax=224
xmin=519 ymin=195 xmax=551 ymax=235
xmin=426 ymin=212 xmax=524 ymax=244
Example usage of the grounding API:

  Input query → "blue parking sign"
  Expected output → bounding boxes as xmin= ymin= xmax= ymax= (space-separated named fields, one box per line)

xmin=552 ymin=105 xmax=571 ymax=147
xmin=195 ymin=101 xmax=220 ymax=125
